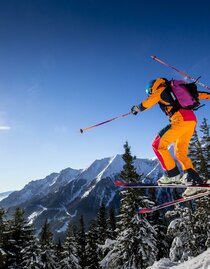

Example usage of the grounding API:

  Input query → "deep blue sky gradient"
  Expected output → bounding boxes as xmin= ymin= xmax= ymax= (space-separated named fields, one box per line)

xmin=0 ymin=0 xmax=210 ymax=191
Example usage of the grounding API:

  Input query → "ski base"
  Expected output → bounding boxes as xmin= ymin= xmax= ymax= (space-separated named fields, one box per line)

xmin=137 ymin=191 xmax=210 ymax=214
xmin=115 ymin=180 xmax=210 ymax=189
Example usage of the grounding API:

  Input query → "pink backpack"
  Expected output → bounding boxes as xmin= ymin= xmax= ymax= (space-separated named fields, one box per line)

xmin=170 ymin=80 xmax=200 ymax=110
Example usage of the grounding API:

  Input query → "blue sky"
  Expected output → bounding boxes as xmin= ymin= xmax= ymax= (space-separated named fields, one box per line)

xmin=0 ymin=0 xmax=210 ymax=192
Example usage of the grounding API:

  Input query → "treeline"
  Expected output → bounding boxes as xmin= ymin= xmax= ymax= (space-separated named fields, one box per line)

xmin=0 ymin=118 xmax=209 ymax=269
xmin=0 ymin=205 xmax=117 ymax=269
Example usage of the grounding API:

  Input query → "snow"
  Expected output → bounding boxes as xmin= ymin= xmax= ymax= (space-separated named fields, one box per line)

xmin=82 ymin=185 xmax=95 ymax=198
xmin=95 ymin=154 xmax=124 ymax=182
xmin=148 ymin=248 xmax=210 ymax=269
xmin=79 ymin=157 xmax=111 ymax=181
xmin=27 ymin=205 xmax=47 ymax=225
xmin=49 ymin=175 xmax=59 ymax=186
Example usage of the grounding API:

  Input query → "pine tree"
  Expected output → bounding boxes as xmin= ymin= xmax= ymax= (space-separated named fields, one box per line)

xmin=61 ymin=224 xmax=81 ymax=269
xmin=85 ymin=221 xmax=101 ymax=269
xmin=167 ymin=206 xmax=198 ymax=262
xmin=120 ymin=141 xmax=140 ymax=184
xmin=0 ymin=208 xmax=7 ymax=269
xmin=20 ymin=235 xmax=40 ymax=269
xmin=107 ymin=207 xmax=117 ymax=240
xmin=101 ymin=214 xmax=157 ymax=269
xmin=39 ymin=219 xmax=53 ymax=246
xmin=77 ymin=215 xmax=87 ymax=269
xmin=188 ymin=130 xmax=202 ymax=170
xmin=194 ymin=196 xmax=210 ymax=252
xmin=96 ymin=203 xmax=107 ymax=245
xmin=199 ymin=117 xmax=210 ymax=179
xmin=6 ymin=207 xmax=25 ymax=267
xmin=188 ymin=120 xmax=209 ymax=179
xmin=4 ymin=207 xmax=39 ymax=268
xmin=152 ymin=213 xmax=170 ymax=259
xmin=56 ymin=238 xmax=63 ymax=264
xmin=101 ymin=142 xmax=157 ymax=269
xmin=39 ymin=219 xmax=58 ymax=268
xmin=118 ymin=141 xmax=144 ymax=230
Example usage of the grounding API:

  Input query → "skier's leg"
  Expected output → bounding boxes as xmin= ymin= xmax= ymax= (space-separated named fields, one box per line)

xmin=174 ymin=121 xmax=196 ymax=172
xmin=173 ymin=121 xmax=206 ymax=196
xmin=152 ymin=124 xmax=183 ymax=184
xmin=175 ymin=120 xmax=204 ymax=184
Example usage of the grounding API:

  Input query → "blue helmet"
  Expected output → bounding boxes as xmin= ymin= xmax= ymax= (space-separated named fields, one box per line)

xmin=146 ymin=80 xmax=156 ymax=96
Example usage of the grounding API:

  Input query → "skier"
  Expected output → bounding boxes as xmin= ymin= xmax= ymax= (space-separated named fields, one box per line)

xmin=131 ymin=78 xmax=210 ymax=196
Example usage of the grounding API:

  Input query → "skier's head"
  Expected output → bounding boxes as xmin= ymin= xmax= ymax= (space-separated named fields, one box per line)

xmin=146 ymin=80 xmax=156 ymax=96
xmin=146 ymin=78 xmax=168 ymax=96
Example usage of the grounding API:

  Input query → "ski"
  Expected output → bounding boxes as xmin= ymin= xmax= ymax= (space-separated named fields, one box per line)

xmin=137 ymin=191 xmax=210 ymax=214
xmin=115 ymin=181 xmax=210 ymax=189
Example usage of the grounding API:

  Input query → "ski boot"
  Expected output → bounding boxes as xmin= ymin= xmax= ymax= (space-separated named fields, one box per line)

xmin=158 ymin=174 xmax=182 ymax=185
xmin=181 ymin=168 xmax=208 ymax=197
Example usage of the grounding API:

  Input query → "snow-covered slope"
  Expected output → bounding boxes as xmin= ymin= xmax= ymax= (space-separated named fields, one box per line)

xmin=148 ymin=248 xmax=210 ymax=269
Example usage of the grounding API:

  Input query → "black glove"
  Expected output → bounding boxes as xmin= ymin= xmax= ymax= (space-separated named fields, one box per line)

xmin=131 ymin=105 xmax=140 ymax=115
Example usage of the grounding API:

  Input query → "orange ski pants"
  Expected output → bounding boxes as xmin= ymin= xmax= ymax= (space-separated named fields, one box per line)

xmin=152 ymin=110 xmax=196 ymax=174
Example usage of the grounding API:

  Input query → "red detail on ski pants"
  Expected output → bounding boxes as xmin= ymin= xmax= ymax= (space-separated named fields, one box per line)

xmin=152 ymin=135 xmax=167 ymax=170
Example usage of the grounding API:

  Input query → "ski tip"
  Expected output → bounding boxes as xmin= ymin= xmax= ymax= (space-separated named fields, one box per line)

xmin=114 ymin=181 xmax=126 ymax=187
xmin=136 ymin=208 xmax=152 ymax=214
xmin=80 ymin=129 xmax=84 ymax=134
xmin=151 ymin=55 xmax=156 ymax=60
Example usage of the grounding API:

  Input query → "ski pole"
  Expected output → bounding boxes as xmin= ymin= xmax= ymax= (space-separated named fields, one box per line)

xmin=80 ymin=112 xmax=132 ymax=133
xmin=151 ymin=56 xmax=210 ymax=91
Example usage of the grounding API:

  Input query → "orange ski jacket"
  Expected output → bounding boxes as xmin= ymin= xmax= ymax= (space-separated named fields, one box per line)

xmin=139 ymin=78 xmax=210 ymax=117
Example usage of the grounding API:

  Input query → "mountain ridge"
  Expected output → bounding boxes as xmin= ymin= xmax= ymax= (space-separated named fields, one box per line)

xmin=0 ymin=154 xmax=163 ymax=238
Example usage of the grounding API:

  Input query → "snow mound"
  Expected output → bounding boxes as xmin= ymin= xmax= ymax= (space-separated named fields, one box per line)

xmin=148 ymin=248 xmax=210 ymax=269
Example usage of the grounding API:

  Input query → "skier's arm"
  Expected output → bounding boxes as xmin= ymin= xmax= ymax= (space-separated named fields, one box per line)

xmin=198 ymin=91 xmax=210 ymax=100
xmin=139 ymin=86 xmax=165 ymax=111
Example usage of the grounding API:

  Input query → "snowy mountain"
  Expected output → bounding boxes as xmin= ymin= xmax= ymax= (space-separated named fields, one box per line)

xmin=0 ymin=154 xmax=163 ymax=238
xmin=148 ymin=247 xmax=210 ymax=269
xmin=0 ymin=191 xmax=14 ymax=202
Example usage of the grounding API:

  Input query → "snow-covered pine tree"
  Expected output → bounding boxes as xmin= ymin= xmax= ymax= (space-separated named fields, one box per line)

xmin=118 ymin=141 xmax=143 ymax=230
xmin=188 ymin=119 xmax=210 ymax=250
xmin=19 ymin=219 xmax=40 ymax=269
xmin=77 ymin=215 xmax=87 ymax=269
xmin=101 ymin=142 xmax=157 ymax=269
xmin=199 ymin=117 xmax=210 ymax=179
xmin=55 ymin=238 xmax=63 ymax=265
xmin=194 ymin=195 xmax=210 ymax=252
xmin=85 ymin=220 xmax=101 ymax=269
xmin=3 ymin=207 xmax=39 ymax=269
xmin=60 ymin=224 xmax=81 ymax=269
xmin=4 ymin=207 xmax=24 ymax=268
xmin=188 ymin=120 xmax=209 ymax=180
xmin=96 ymin=203 xmax=108 ymax=262
xmin=152 ymin=212 xmax=170 ymax=259
xmin=39 ymin=219 xmax=58 ymax=269
xmin=0 ymin=208 xmax=7 ymax=269
xmin=96 ymin=203 xmax=107 ymax=245
xmin=0 ymin=208 xmax=5 ymax=247
xmin=107 ymin=207 xmax=117 ymax=240
xmin=188 ymin=130 xmax=202 ymax=171
xmin=167 ymin=206 xmax=198 ymax=262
